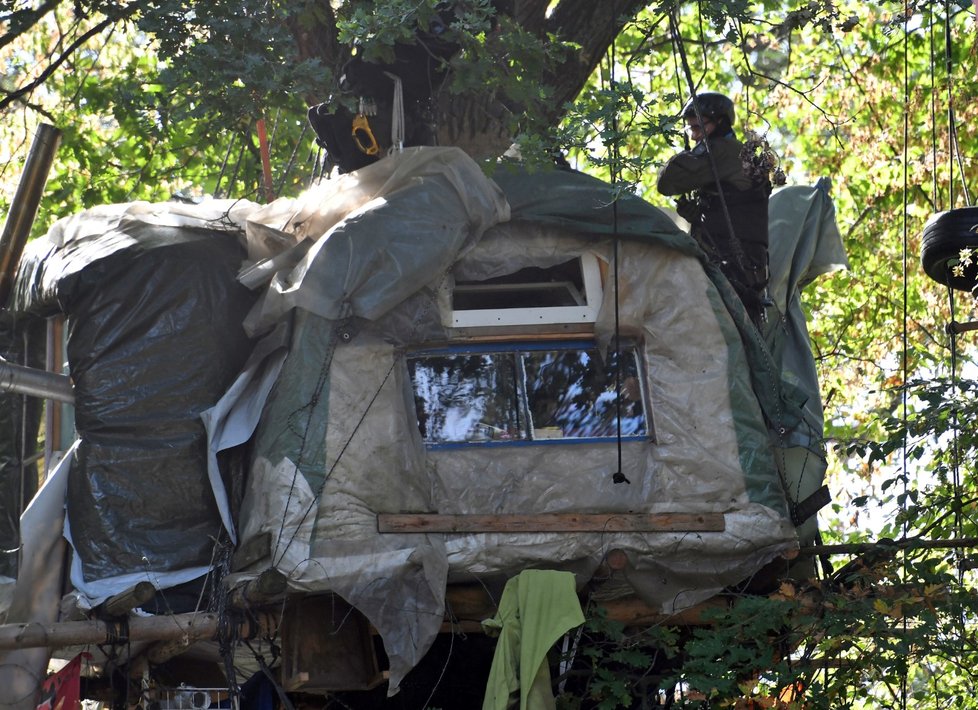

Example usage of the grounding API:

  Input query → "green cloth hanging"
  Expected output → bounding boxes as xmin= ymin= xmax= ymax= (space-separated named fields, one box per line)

xmin=481 ymin=569 xmax=585 ymax=710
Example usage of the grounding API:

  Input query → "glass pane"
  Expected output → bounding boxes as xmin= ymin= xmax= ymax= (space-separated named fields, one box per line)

xmin=523 ymin=347 xmax=646 ymax=439
xmin=408 ymin=353 xmax=525 ymax=443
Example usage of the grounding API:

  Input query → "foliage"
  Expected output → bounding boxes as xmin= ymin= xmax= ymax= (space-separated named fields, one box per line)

xmin=564 ymin=373 xmax=978 ymax=708
xmin=3 ymin=0 xmax=978 ymax=706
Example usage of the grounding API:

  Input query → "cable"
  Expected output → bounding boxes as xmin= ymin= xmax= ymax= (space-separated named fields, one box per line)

xmin=943 ymin=2 xmax=973 ymax=208
xmin=608 ymin=0 xmax=628 ymax=485
xmin=900 ymin=5 xmax=910 ymax=707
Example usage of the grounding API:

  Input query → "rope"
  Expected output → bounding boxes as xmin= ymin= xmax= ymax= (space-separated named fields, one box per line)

xmin=272 ymin=326 xmax=339 ymax=568
xmin=608 ymin=0 xmax=628 ymax=485
xmin=900 ymin=4 xmax=910 ymax=706
xmin=214 ymin=137 xmax=235 ymax=199
xmin=929 ymin=6 xmax=940 ymax=211
xmin=275 ymin=122 xmax=308 ymax=196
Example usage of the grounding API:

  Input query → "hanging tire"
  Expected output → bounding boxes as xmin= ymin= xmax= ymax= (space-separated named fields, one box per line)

xmin=921 ymin=206 xmax=978 ymax=291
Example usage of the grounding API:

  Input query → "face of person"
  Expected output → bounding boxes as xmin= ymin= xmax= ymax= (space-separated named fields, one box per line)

xmin=684 ymin=116 xmax=715 ymax=143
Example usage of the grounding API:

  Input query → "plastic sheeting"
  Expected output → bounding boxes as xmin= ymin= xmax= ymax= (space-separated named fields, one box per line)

xmin=3 ymin=147 xmax=843 ymax=695
xmin=211 ymin=148 xmax=826 ymax=693
xmin=11 ymin=202 xmax=260 ymax=601
xmin=765 ymin=182 xmax=848 ymax=547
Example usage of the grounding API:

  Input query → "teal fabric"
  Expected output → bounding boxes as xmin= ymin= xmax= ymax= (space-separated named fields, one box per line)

xmin=251 ymin=309 xmax=333 ymax=493
xmin=482 ymin=570 xmax=585 ymax=710
xmin=764 ymin=183 xmax=848 ymax=538
xmin=491 ymin=164 xmax=701 ymax=256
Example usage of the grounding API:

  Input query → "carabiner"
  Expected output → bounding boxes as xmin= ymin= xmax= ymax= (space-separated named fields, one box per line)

xmin=351 ymin=113 xmax=380 ymax=156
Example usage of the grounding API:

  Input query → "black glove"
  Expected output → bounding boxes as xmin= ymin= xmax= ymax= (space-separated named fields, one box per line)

xmin=675 ymin=194 xmax=699 ymax=224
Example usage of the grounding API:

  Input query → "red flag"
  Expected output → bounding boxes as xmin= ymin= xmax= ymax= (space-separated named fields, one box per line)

xmin=36 ymin=653 xmax=90 ymax=710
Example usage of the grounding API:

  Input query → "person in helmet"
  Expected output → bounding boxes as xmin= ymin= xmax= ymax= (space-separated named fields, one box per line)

xmin=657 ymin=91 xmax=772 ymax=327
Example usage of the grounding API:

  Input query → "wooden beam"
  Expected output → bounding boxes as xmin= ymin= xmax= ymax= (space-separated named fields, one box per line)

xmin=378 ymin=513 xmax=725 ymax=534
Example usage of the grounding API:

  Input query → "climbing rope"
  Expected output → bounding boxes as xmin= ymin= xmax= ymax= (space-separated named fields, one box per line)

xmin=900 ymin=3 xmax=911 ymax=706
xmin=608 ymin=1 xmax=628 ymax=485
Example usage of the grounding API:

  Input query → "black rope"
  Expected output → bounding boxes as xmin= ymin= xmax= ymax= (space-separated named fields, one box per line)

xmin=272 ymin=324 xmax=339 ymax=568
xmin=214 ymin=136 xmax=236 ymax=199
xmin=609 ymin=0 xmax=628 ymax=486
xmin=946 ymin=283 xmax=963 ymax=563
xmin=273 ymin=272 xmax=453 ymax=565
xmin=929 ymin=5 xmax=940 ymax=211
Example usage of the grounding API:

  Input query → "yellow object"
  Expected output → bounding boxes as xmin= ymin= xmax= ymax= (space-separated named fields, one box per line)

xmin=352 ymin=114 xmax=380 ymax=156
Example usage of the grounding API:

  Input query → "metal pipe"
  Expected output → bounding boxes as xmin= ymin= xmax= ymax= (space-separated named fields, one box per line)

xmin=0 ymin=356 xmax=73 ymax=403
xmin=0 ymin=123 xmax=62 ymax=309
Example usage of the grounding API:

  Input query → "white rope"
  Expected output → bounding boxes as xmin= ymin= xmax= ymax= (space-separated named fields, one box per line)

xmin=383 ymin=71 xmax=405 ymax=154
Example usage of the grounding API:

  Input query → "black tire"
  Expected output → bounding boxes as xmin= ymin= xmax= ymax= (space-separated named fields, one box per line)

xmin=921 ymin=206 xmax=978 ymax=291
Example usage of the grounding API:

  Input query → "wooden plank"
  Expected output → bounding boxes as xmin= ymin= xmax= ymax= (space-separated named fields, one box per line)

xmin=377 ymin=512 xmax=725 ymax=534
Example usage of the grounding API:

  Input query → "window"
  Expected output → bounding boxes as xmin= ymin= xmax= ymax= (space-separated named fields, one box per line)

xmin=407 ymin=341 xmax=649 ymax=447
xmin=448 ymin=254 xmax=603 ymax=328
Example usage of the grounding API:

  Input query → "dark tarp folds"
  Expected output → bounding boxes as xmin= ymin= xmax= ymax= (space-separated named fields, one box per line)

xmin=12 ymin=217 xmax=257 ymax=591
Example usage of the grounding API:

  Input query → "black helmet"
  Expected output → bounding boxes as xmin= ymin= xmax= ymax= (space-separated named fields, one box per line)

xmin=681 ymin=92 xmax=735 ymax=127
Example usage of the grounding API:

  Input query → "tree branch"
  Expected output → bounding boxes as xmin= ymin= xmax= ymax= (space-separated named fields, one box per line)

xmin=0 ymin=0 xmax=63 ymax=52
xmin=0 ymin=13 xmax=128 ymax=113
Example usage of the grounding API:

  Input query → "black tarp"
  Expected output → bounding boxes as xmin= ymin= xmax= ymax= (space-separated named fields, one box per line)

xmin=12 ymin=217 xmax=256 ymax=586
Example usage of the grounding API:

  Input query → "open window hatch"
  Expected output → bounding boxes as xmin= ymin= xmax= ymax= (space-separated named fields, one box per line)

xmin=448 ymin=253 xmax=603 ymax=328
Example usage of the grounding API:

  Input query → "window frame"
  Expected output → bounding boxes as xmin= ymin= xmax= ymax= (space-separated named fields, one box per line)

xmin=406 ymin=338 xmax=652 ymax=450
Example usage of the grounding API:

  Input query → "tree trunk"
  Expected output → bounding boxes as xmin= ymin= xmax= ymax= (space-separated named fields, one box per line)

xmin=289 ymin=0 xmax=651 ymax=161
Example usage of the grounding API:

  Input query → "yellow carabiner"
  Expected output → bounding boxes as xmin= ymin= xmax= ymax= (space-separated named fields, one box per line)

xmin=351 ymin=113 xmax=380 ymax=156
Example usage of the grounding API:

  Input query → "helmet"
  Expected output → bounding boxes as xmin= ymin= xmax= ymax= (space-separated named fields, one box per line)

xmin=681 ymin=92 xmax=736 ymax=127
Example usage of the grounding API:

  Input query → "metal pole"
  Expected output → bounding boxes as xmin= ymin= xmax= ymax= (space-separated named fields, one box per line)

xmin=0 ymin=123 xmax=62 ymax=308
xmin=0 ymin=356 xmax=73 ymax=403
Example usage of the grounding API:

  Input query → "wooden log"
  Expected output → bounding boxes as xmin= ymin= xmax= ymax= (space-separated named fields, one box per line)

xmin=101 ymin=582 xmax=156 ymax=618
xmin=229 ymin=568 xmax=288 ymax=608
xmin=0 ymin=612 xmax=221 ymax=652
xmin=377 ymin=512 xmax=725 ymax=534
